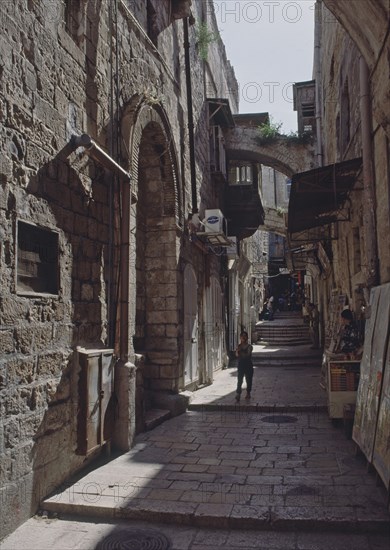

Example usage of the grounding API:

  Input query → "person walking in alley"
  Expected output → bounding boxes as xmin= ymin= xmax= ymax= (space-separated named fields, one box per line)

xmin=235 ymin=331 xmax=254 ymax=402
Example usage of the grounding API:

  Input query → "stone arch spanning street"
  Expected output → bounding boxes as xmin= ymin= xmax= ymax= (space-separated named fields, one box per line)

xmin=225 ymin=126 xmax=316 ymax=179
xmin=225 ymin=124 xmax=315 ymax=235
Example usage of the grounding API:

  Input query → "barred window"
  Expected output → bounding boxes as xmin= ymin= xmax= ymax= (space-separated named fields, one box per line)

xmin=17 ymin=221 xmax=59 ymax=295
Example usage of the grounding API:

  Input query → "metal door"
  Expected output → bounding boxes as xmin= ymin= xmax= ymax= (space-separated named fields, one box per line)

xmin=77 ymin=348 xmax=114 ymax=455
xmin=184 ymin=265 xmax=198 ymax=386
xmin=205 ymin=277 xmax=223 ymax=381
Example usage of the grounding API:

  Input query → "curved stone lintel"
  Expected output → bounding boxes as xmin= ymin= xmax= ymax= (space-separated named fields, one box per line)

xmin=226 ymin=127 xmax=316 ymax=177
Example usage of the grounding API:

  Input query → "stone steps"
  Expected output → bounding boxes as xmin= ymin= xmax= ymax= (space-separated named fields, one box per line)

xmin=256 ymin=320 xmax=311 ymax=346
xmin=144 ymin=408 xmax=171 ymax=431
xmin=40 ymin=496 xmax=390 ymax=533
xmin=252 ymin=358 xmax=320 ymax=367
xmin=258 ymin=339 xmax=312 ymax=347
xmin=40 ymin=406 xmax=390 ymax=534
xmin=257 ymin=337 xmax=312 ymax=346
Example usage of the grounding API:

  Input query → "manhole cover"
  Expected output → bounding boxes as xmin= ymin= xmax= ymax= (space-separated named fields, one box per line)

xmin=286 ymin=485 xmax=318 ymax=496
xmin=96 ymin=529 xmax=172 ymax=550
xmin=261 ymin=415 xmax=298 ymax=423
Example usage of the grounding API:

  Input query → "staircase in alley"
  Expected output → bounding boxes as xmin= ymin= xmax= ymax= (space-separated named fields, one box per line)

xmin=253 ymin=310 xmax=321 ymax=367
xmin=256 ymin=311 xmax=311 ymax=346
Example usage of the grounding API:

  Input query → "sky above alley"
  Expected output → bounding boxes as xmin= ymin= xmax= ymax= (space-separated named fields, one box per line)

xmin=213 ymin=0 xmax=316 ymax=133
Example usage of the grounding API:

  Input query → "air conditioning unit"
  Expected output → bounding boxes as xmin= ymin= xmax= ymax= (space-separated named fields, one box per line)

xmin=203 ymin=209 xmax=227 ymax=235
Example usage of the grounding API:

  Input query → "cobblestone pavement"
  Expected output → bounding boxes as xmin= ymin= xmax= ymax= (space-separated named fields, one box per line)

xmin=1 ymin=516 xmax=389 ymax=550
xmin=189 ymin=349 xmax=326 ymax=411
xmin=1 ymin=360 xmax=389 ymax=549
xmin=38 ymin=408 xmax=390 ymax=530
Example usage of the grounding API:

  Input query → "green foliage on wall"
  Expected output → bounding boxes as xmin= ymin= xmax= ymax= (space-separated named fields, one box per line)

xmin=196 ymin=22 xmax=219 ymax=60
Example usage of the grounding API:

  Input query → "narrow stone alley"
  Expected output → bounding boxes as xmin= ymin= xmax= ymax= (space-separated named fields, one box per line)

xmin=1 ymin=314 xmax=389 ymax=550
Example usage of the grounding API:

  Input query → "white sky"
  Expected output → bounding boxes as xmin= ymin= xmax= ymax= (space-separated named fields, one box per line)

xmin=213 ymin=0 xmax=316 ymax=133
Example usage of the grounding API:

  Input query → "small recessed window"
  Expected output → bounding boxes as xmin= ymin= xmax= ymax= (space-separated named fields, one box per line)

xmin=65 ymin=0 xmax=83 ymax=44
xmin=302 ymin=103 xmax=315 ymax=118
xmin=17 ymin=221 xmax=59 ymax=295
xmin=228 ymin=164 xmax=253 ymax=185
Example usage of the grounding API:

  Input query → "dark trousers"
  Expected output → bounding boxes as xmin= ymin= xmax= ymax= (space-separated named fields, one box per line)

xmin=236 ymin=364 xmax=254 ymax=394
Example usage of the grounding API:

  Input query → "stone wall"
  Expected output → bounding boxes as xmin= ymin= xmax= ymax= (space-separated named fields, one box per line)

xmin=317 ymin=3 xmax=390 ymax=313
xmin=0 ymin=0 xmax=239 ymax=538
xmin=323 ymin=0 xmax=390 ymax=139
xmin=0 ymin=1 xmax=115 ymax=537
xmin=319 ymin=7 xmax=365 ymax=310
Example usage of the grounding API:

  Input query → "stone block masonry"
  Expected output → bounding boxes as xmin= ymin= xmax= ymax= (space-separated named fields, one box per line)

xmin=0 ymin=0 xmax=240 ymax=540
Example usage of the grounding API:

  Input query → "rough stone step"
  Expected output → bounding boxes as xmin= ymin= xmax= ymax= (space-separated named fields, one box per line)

xmin=257 ymin=333 xmax=310 ymax=339
xmin=256 ymin=340 xmax=311 ymax=345
xmin=41 ymin=494 xmax=390 ymax=534
xmin=188 ymin=402 xmax=328 ymax=413
xmin=258 ymin=333 xmax=310 ymax=338
xmin=258 ymin=328 xmax=309 ymax=334
xmin=238 ymin=359 xmax=322 ymax=367
xmin=269 ymin=315 xmax=304 ymax=320
xmin=257 ymin=340 xmax=312 ymax=347
xmin=255 ymin=327 xmax=308 ymax=333
xmin=144 ymin=408 xmax=171 ymax=431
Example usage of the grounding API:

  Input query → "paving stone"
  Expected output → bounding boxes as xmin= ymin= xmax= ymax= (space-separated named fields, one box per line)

xmin=207 ymin=465 xmax=236 ymax=474
xmin=2 ymin=518 xmax=390 ymax=550
xmin=296 ymin=531 xmax=372 ymax=550
xmin=146 ymin=488 xmax=184 ymax=501
xmin=192 ymin=529 xmax=229 ymax=546
xmin=115 ymin=498 xmax=198 ymax=522
xmin=227 ymin=530 xmax=297 ymax=549
xmin=229 ymin=504 xmax=271 ymax=528
xmin=4 ymin=358 xmax=389 ymax=547
xmin=198 ymin=458 xmax=221 ymax=466
xmin=194 ymin=504 xmax=233 ymax=527
xmin=170 ymin=480 xmax=202 ymax=491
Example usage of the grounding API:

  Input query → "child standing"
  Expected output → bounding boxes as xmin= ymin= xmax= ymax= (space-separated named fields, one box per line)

xmin=235 ymin=331 xmax=254 ymax=402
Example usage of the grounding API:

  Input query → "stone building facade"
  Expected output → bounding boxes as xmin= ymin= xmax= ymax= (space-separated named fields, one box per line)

xmin=288 ymin=0 xmax=390 ymax=489
xmin=289 ymin=0 xmax=390 ymax=336
xmin=0 ymin=0 xmax=241 ymax=538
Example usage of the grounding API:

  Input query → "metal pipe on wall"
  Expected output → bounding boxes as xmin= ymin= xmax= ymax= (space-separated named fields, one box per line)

xmin=183 ymin=16 xmax=198 ymax=215
xmin=314 ymin=1 xmax=323 ymax=167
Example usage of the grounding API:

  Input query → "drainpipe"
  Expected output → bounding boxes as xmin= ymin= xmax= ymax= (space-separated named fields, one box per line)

xmin=314 ymin=1 xmax=323 ymax=167
xmin=273 ymin=169 xmax=277 ymax=207
xmin=183 ymin=16 xmax=198 ymax=216
xmin=359 ymin=56 xmax=378 ymax=289
xmin=108 ymin=0 xmax=118 ymax=352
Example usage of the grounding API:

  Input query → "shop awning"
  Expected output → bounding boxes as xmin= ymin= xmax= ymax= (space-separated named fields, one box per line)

xmin=288 ymin=158 xmax=362 ymax=233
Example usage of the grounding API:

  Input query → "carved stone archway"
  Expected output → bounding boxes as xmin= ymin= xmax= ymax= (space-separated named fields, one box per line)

xmin=120 ymin=99 xmax=183 ymax=393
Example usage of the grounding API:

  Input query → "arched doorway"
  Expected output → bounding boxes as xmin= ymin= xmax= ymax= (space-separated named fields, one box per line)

xmin=204 ymin=276 xmax=224 ymax=382
xmin=127 ymin=104 xmax=181 ymax=393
